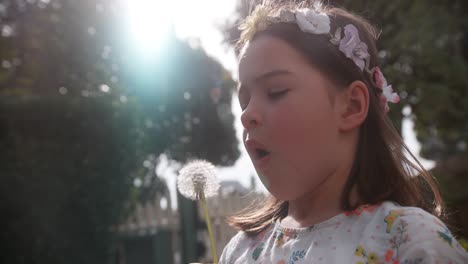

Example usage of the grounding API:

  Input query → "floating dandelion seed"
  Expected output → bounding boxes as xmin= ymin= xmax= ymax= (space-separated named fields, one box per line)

xmin=177 ymin=160 xmax=219 ymax=200
xmin=177 ymin=159 xmax=219 ymax=264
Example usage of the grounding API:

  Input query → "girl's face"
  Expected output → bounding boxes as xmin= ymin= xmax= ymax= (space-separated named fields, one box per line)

xmin=238 ymin=35 xmax=345 ymax=201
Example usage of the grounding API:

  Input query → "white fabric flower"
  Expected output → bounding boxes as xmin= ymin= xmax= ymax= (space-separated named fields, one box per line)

xmin=295 ymin=8 xmax=330 ymax=35
xmin=177 ymin=160 xmax=219 ymax=200
xmin=278 ymin=9 xmax=296 ymax=23
xmin=382 ymin=84 xmax=400 ymax=104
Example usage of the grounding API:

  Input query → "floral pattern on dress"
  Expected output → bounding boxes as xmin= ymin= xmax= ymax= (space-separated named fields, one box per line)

xmin=437 ymin=229 xmax=454 ymax=247
xmin=252 ymin=242 xmax=265 ymax=261
xmin=388 ymin=219 xmax=410 ymax=255
xmin=219 ymin=202 xmax=468 ymax=264
xmin=356 ymin=214 xmax=421 ymax=264
xmin=274 ymin=229 xmax=299 ymax=247
xmin=288 ymin=249 xmax=306 ymax=264
xmin=249 ymin=226 xmax=272 ymax=261
xmin=345 ymin=204 xmax=381 ymax=216
xmin=381 ymin=212 xmax=426 ymax=264
xmin=354 ymin=244 xmax=379 ymax=264
xmin=384 ymin=210 xmax=405 ymax=233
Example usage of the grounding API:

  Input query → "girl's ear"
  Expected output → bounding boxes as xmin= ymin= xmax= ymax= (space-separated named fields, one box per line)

xmin=337 ymin=80 xmax=369 ymax=131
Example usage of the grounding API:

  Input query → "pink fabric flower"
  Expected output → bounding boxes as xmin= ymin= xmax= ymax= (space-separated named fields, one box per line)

xmin=339 ymin=24 xmax=369 ymax=71
xmin=373 ymin=67 xmax=400 ymax=113
xmin=374 ymin=67 xmax=384 ymax=88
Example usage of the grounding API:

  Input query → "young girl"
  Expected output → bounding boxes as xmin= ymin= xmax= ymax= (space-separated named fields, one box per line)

xmin=220 ymin=1 xmax=468 ymax=263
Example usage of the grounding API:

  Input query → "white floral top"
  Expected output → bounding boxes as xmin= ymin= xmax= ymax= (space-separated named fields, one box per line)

xmin=220 ymin=201 xmax=468 ymax=264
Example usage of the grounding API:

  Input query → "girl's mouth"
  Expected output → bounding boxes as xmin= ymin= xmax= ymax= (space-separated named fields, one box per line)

xmin=253 ymin=148 xmax=271 ymax=169
xmin=245 ymin=139 xmax=271 ymax=169
xmin=255 ymin=148 xmax=270 ymax=160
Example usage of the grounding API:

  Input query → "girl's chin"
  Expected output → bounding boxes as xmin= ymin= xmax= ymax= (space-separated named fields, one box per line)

xmin=267 ymin=182 xmax=305 ymax=201
xmin=256 ymin=172 xmax=288 ymax=198
xmin=269 ymin=191 xmax=297 ymax=202
xmin=257 ymin=171 xmax=271 ymax=190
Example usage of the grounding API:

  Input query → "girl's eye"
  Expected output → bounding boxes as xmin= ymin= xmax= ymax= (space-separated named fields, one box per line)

xmin=238 ymin=93 xmax=249 ymax=111
xmin=240 ymin=103 xmax=248 ymax=111
xmin=239 ymin=99 xmax=248 ymax=111
xmin=268 ymin=90 xmax=289 ymax=100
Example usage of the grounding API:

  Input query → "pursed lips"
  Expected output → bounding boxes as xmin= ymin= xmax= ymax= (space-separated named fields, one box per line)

xmin=244 ymin=138 xmax=271 ymax=168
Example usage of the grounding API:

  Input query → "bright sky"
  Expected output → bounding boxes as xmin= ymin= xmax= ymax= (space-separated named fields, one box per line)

xmin=172 ymin=0 xmax=239 ymax=74
xmin=122 ymin=0 xmax=435 ymax=208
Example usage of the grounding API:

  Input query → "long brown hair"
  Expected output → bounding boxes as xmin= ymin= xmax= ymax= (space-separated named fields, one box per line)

xmin=229 ymin=1 xmax=443 ymax=236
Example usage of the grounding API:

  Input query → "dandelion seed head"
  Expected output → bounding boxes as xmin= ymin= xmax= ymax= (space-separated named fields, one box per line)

xmin=177 ymin=160 xmax=219 ymax=200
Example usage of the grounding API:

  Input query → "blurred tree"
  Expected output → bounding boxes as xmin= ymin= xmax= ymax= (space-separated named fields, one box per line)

xmin=0 ymin=0 xmax=239 ymax=263
xmin=223 ymin=0 xmax=468 ymax=236
xmin=1 ymin=96 xmax=139 ymax=264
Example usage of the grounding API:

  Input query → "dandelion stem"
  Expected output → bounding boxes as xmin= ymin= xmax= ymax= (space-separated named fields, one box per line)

xmin=200 ymin=191 xmax=217 ymax=264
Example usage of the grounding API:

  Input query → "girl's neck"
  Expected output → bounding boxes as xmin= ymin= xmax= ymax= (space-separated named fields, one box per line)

xmin=281 ymin=154 xmax=358 ymax=229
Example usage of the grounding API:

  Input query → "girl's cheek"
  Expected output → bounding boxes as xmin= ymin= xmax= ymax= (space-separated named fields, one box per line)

xmin=269 ymin=106 xmax=302 ymax=142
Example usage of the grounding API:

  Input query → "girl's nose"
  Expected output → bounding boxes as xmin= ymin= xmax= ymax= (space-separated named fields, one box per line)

xmin=240 ymin=103 xmax=262 ymax=131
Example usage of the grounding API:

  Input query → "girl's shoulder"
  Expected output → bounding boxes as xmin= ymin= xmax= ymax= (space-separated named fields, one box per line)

xmin=224 ymin=230 xmax=249 ymax=249
xmin=352 ymin=201 xmax=468 ymax=263
xmin=219 ymin=224 xmax=276 ymax=263
xmin=344 ymin=200 xmax=449 ymax=229
xmin=360 ymin=201 xmax=453 ymax=236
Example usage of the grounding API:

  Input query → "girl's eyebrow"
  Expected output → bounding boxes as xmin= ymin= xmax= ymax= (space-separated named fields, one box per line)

xmin=238 ymin=69 xmax=293 ymax=93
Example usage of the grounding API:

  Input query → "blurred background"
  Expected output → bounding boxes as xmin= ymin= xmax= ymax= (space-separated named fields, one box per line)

xmin=0 ymin=0 xmax=466 ymax=263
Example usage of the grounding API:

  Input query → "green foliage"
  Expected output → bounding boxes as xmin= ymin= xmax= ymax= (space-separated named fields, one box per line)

xmin=0 ymin=0 xmax=239 ymax=263
xmin=0 ymin=95 xmax=139 ymax=264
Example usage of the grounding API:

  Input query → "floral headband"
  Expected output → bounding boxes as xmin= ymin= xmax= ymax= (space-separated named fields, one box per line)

xmin=240 ymin=7 xmax=400 ymax=113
